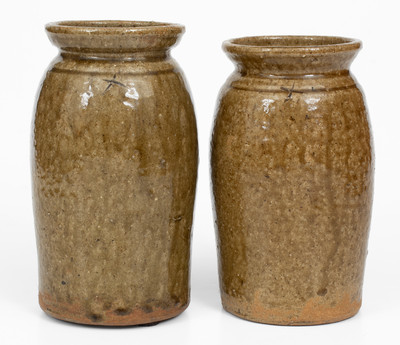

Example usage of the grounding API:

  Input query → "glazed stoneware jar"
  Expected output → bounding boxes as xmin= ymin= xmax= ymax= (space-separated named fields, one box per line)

xmin=211 ymin=36 xmax=373 ymax=325
xmin=32 ymin=21 xmax=198 ymax=326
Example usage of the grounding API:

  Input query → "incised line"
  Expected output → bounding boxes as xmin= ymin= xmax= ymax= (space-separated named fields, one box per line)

xmin=103 ymin=74 xmax=127 ymax=93
xmin=280 ymin=82 xmax=305 ymax=102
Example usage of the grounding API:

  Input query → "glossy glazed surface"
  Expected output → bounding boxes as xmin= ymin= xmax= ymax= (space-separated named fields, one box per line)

xmin=32 ymin=21 xmax=198 ymax=326
xmin=211 ymin=36 xmax=373 ymax=325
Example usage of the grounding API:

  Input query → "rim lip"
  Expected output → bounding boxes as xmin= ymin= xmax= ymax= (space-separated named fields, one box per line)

xmin=45 ymin=20 xmax=185 ymax=36
xmin=223 ymin=35 xmax=362 ymax=55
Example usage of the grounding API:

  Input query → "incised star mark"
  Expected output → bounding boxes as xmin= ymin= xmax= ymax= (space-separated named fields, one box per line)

xmin=103 ymin=74 xmax=127 ymax=93
xmin=280 ymin=82 xmax=305 ymax=102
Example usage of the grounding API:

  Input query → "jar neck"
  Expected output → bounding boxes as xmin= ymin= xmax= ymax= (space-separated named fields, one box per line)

xmin=59 ymin=49 xmax=169 ymax=62
xmin=231 ymin=52 xmax=358 ymax=77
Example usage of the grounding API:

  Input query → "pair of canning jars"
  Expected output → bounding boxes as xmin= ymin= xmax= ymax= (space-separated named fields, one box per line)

xmin=32 ymin=21 xmax=374 ymax=326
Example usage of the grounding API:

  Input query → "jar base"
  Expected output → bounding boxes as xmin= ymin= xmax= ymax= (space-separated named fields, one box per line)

xmin=221 ymin=294 xmax=361 ymax=326
xmin=39 ymin=292 xmax=188 ymax=326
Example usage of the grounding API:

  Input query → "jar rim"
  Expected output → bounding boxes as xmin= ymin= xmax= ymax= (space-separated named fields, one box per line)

xmin=45 ymin=20 xmax=185 ymax=58
xmin=46 ymin=20 xmax=184 ymax=36
xmin=223 ymin=35 xmax=361 ymax=56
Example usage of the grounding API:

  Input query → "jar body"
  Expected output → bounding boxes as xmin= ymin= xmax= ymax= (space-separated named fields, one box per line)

xmin=32 ymin=55 xmax=198 ymax=325
xmin=212 ymin=71 xmax=373 ymax=325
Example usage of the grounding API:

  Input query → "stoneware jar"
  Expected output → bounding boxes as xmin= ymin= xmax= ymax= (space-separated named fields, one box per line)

xmin=211 ymin=36 xmax=373 ymax=325
xmin=32 ymin=21 xmax=198 ymax=326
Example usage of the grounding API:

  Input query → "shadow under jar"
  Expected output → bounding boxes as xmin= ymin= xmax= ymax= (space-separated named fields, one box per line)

xmin=211 ymin=36 xmax=374 ymax=325
xmin=32 ymin=21 xmax=198 ymax=326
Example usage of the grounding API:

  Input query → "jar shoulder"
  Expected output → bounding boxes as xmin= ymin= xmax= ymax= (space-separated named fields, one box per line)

xmin=214 ymin=72 xmax=369 ymax=132
xmin=35 ymin=56 xmax=194 ymax=119
xmin=221 ymin=71 xmax=361 ymax=94
xmin=212 ymin=73 xmax=373 ymax=168
xmin=47 ymin=55 xmax=180 ymax=76
xmin=32 ymin=56 xmax=198 ymax=168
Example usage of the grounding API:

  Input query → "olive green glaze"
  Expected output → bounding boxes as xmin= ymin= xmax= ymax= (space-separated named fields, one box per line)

xmin=32 ymin=21 xmax=198 ymax=326
xmin=211 ymin=36 xmax=373 ymax=325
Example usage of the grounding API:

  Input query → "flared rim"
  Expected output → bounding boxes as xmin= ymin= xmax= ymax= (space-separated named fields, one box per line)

xmin=223 ymin=35 xmax=362 ymax=56
xmin=45 ymin=20 xmax=185 ymax=56
xmin=46 ymin=20 xmax=185 ymax=36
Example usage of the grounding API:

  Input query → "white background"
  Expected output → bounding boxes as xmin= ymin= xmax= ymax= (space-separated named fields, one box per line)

xmin=0 ymin=0 xmax=398 ymax=344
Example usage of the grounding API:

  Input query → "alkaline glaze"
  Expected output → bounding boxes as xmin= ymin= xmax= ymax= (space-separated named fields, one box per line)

xmin=211 ymin=36 xmax=374 ymax=325
xmin=32 ymin=21 xmax=198 ymax=326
